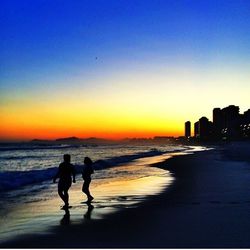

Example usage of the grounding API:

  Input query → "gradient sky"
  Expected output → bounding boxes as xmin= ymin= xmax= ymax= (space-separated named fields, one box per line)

xmin=1 ymin=0 xmax=250 ymax=141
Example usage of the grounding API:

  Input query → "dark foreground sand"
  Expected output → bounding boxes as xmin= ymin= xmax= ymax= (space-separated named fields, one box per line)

xmin=1 ymin=142 xmax=250 ymax=248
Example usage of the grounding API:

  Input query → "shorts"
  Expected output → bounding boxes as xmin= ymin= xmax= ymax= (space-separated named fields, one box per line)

xmin=58 ymin=179 xmax=72 ymax=192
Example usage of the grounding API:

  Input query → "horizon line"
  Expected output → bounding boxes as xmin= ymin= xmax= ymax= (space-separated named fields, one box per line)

xmin=0 ymin=135 xmax=181 ymax=143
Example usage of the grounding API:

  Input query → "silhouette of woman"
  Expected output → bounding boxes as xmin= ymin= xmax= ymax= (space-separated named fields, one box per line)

xmin=82 ymin=157 xmax=94 ymax=203
xmin=53 ymin=154 xmax=76 ymax=209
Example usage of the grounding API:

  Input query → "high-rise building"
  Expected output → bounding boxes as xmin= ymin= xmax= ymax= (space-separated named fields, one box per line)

xmin=185 ymin=121 xmax=191 ymax=138
xmin=194 ymin=121 xmax=199 ymax=138
xmin=240 ymin=109 xmax=250 ymax=138
xmin=243 ymin=109 xmax=250 ymax=123
xmin=222 ymin=105 xmax=240 ymax=125
xmin=213 ymin=108 xmax=223 ymax=138
xmin=221 ymin=105 xmax=240 ymax=139
xmin=186 ymin=105 xmax=249 ymax=141
xmin=199 ymin=117 xmax=211 ymax=140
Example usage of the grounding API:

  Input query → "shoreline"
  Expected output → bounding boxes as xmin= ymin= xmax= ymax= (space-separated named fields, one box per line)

xmin=1 ymin=143 xmax=250 ymax=248
xmin=0 ymin=150 xmax=176 ymax=245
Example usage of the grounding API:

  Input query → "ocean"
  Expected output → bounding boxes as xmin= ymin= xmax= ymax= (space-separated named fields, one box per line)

xmin=0 ymin=142 xmax=189 ymax=192
xmin=0 ymin=142 xmax=207 ymax=243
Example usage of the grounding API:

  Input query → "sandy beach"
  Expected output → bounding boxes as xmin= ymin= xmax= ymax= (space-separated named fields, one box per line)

xmin=1 ymin=142 xmax=250 ymax=248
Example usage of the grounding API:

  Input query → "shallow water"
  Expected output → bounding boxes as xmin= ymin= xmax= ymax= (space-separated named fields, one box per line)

xmin=0 ymin=159 xmax=171 ymax=243
xmin=0 ymin=145 xmax=208 ymax=243
xmin=0 ymin=143 xmax=187 ymax=192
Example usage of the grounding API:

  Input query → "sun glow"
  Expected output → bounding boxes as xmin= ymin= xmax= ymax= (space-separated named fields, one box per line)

xmin=1 ymin=65 xmax=250 ymax=141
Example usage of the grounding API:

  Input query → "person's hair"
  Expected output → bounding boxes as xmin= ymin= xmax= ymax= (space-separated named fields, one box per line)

xmin=84 ymin=157 xmax=93 ymax=166
xmin=63 ymin=154 xmax=71 ymax=163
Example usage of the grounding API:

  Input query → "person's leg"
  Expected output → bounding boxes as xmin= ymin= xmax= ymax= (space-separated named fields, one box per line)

xmin=82 ymin=179 xmax=93 ymax=201
xmin=58 ymin=186 xmax=65 ymax=204
xmin=64 ymin=189 xmax=69 ymax=207
xmin=82 ymin=182 xmax=87 ymax=194
xmin=85 ymin=180 xmax=93 ymax=202
xmin=63 ymin=182 xmax=71 ymax=207
xmin=82 ymin=181 xmax=89 ymax=194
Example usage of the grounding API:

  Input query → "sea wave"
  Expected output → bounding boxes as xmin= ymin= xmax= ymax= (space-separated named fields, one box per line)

xmin=0 ymin=144 xmax=83 ymax=152
xmin=93 ymin=149 xmax=163 ymax=170
xmin=0 ymin=149 xmax=165 ymax=192
xmin=0 ymin=155 xmax=46 ymax=160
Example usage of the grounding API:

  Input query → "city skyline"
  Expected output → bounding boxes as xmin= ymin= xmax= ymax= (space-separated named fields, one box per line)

xmin=1 ymin=0 xmax=250 ymax=141
xmin=185 ymin=105 xmax=250 ymax=140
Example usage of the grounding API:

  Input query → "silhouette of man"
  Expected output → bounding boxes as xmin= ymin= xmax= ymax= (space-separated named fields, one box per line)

xmin=53 ymin=154 xmax=76 ymax=209
xmin=82 ymin=157 xmax=94 ymax=203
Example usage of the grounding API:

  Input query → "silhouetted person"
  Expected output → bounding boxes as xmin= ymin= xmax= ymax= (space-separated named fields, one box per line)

xmin=82 ymin=157 xmax=94 ymax=203
xmin=53 ymin=154 xmax=76 ymax=209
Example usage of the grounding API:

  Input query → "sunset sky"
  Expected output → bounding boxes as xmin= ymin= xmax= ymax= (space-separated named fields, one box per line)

xmin=1 ymin=0 xmax=250 ymax=141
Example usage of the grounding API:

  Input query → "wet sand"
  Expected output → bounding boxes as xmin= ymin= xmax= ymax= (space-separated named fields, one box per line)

xmin=0 ymin=152 xmax=176 ymax=245
xmin=1 ymin=143 xmax=250 ymax=248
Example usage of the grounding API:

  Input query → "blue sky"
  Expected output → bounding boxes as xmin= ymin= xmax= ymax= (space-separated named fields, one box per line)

xmin=1 ymin=0 xmax=250 ymax=86
xmin=1 ymin=0 xmax=250 ymax=139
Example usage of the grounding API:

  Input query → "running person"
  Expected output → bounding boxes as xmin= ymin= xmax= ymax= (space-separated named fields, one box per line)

xmin=82 ymin=157 xmax=94 ymax=203
xmin=53 ymin=154 xmax=76 ymax=209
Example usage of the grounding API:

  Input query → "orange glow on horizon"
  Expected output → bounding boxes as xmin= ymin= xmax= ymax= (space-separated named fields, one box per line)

xmin=0 ymin=124 xmax=182 ymax=141
xmin=2 ymin=62 xmax=248 ymax=142
xmin=0 ymin=94 xmax=184 ymax=141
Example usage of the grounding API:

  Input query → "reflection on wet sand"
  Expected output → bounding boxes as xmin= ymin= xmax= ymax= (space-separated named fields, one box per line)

xmin=60 ymin=208 xmax=70 ymax=226
xmin=84 ymin=204 xmax=94 ymax=220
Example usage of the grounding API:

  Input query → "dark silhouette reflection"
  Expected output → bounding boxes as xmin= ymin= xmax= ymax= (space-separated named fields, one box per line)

xmin=84 ymin=203 xmax=94 ymax=220
xmin=60 ymin=208 xmax=70 ymax=226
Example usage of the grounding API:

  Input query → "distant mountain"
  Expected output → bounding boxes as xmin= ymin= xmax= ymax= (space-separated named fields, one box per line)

xmin=82 ymin=137 xmax=112 ymax=143
xmin=30 ymin=137 xmax=116 ymax=145
xmin=55 ymin=137 xmax=80 ymax=142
